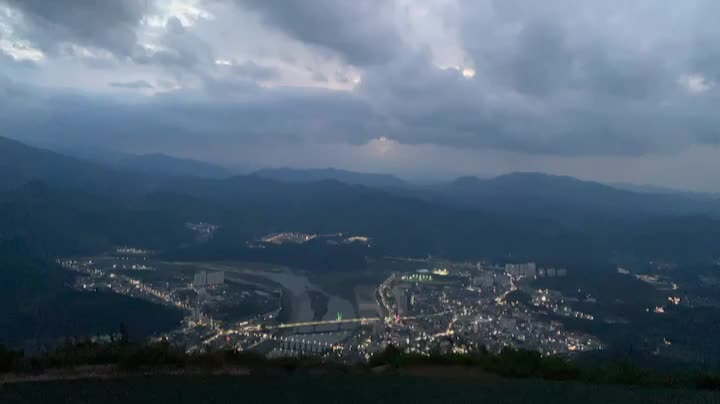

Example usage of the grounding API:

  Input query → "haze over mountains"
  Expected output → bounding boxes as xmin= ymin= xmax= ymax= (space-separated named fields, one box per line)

xmin=253 ymin=167 xmax=408 ymax=189
xmin=4 ymin=135 xmax=719 ymax=217
xmin=113 ymin=154 xmax=233 ymax=179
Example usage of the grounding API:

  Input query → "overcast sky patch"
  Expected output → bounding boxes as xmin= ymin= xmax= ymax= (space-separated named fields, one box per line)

xmin=1 ymin=0 xmax=720 ymax=190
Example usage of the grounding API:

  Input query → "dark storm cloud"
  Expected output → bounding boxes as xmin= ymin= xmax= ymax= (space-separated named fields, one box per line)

xmin=408 ymin=0 xmax=719 ymax=155
xmin=2 ymin=0 xmax=720 ymax=161
xmin=352 ymin=44 xmax=717 ymax=156
xmin=2 ymin=0 xmax=152 ymax=56
xmin=0 ymin=77 xmax=376 ymax=152
xmin=459 ymin=2 xmax=674 ymax=100
xmin=1 ymin=2 xmax=212 ymax=72
xmin=235 ymin=0 xmax=405 ymax=65
xmin=502 ymin=21 xmax=571 ymax=97
xmin=130 ymin=17 xmax=214 ymax=70
xmin=222 ymin=0 xmax=720 ymax=156
xmin=109 ymin=80 xmax=154 ymax=89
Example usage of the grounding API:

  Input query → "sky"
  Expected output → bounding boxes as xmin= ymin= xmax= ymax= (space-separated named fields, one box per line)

xmin=1 ymin=0 xmax=720 ymax=191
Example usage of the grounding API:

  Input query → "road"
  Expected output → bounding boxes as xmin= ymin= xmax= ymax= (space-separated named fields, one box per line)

xmin=245 ymin=311 xmax=450 ymax=331
xmin=274 ymin=317 xmax=380 ymax=329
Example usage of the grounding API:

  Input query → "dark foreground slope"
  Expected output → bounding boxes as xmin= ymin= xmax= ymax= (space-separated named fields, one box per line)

xmin=2 ymin=373 xmax=717 ymax=404
xmin=0 ymin=238 xmax=183 ymax=347
xmin=2 ymin=342 xmax=719 ymax=403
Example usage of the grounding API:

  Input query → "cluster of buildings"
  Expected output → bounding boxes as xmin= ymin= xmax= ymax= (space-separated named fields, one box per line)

xmin=367 ymin=261 xmax=600 ymax=359
xmin=192 ymin=271 xmax=225 ymax=288
xmin=60 ymin=258 xmax=192 ymax=312
xmin=261 ymin=232 xmax=317 ymax=245
xmin=472 ymin=271 xmax=511 ymax=288
xmin=343 ymin=236 xmax=369 ymax=244
xmin=392 ymin=286 xmax=413 ymax=316
xmin=185 ymin=222 xmax=220 ymax=241
xmin=504 ymin=262 xmax=567 ymax=278
xmin=531 ymin=289 xmax=595 ymax=321
xmin=505 ymin=262 xmax=537 ymax=277
xmin=115 ymin=246 xmax=150 ymax=255
xmin=259 ymin=232 xmax=371 ymax=247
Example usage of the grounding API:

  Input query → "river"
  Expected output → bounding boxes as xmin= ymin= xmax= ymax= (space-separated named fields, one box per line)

xmin=207 ymin=264 xmax=356 ymax=324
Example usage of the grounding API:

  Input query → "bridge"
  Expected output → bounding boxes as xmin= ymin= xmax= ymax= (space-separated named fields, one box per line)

xmin=240 ymin=311 xmax=450 ymax=332
xmin=274 ymin=316 xmax=380 ymax=330
xmin=266 ymin=335 xmax=339 ymax=358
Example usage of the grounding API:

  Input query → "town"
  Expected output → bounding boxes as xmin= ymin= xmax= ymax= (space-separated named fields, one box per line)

xmin=59 ymin=240 xmax=603 ymax=364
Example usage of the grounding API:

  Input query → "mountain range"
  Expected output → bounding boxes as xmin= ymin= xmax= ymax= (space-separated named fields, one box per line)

xmin=1 ymin=134 xmax=720 ymax=266
xmin=252 ymin=167 xmax=407 ymax=188
xmin=113 ymin=153 xmax=232 ymax=178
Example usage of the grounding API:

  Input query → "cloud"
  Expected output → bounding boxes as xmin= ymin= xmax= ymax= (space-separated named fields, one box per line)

xmin=0 ymin=78 xmax=375 ymax=149
xmin=109 ymin=80 xmax=154 ymax=89
xmin=311 ymin=71 xmax=328 ymax=83
xmin=2 ymin=0 xmax=152 ymax=57
xmin=130 ymin=16 xmax=214 ymax=70
xmin=229 ymin=61 xmax=280 ymax=81
xmin=2 ymin=0 xmax=720 ymax=190
xmin=678 ymin=74 xmax=715 ymax=94
xmin=233 ymin=0 xmax=405 ymax=65
xmin=457 ymin=1 xmax=673 ymax=99
xmin=0 ymin=37 xmax=45 ymax=62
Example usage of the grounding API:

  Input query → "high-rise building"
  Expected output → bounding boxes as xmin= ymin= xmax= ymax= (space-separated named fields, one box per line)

xmin=473 ymin=272 xmax=494 ymax=287
xmin=191 ymin=306 xmax=203 ymax=323
xmin=393 ymin=287 xmax=409 ymax=316
xmin=206 ymin=271 xmax=224 ymax=285
xmin=495 ymin=274 xmax=512 ymax=287
xmin=193 ymin=271 xmax=224 ymax=287
xmin=193 ymin=271 xmax=207 ymax=287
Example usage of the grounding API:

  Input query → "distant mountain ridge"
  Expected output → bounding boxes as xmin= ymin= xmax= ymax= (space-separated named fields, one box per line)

xmin=609 ymin=182 xmax=719 ymax=199
xmin=0 ymin=136 xmax=137 ymax=193
xmin=252 ymin=167 xmax=407 ymax=188
xmin=114 ymin=153 xmax=231 ymax=178
xmin=2 ymin=135 xmax=719 ymax=218
xmin=430 ymin=172 xmax=720 ymax=218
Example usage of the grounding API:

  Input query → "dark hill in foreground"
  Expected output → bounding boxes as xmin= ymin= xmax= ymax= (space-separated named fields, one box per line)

xmin=2 ymin=373 xmax=716 ymax=404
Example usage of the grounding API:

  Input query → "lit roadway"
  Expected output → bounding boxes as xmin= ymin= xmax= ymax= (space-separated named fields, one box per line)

xmin=201 ymin=310 xmax=451 ymax=352
xmin=273 ymin=317 xmax=380 ymax=329
xmin=240 ymin=311 xmax=450 ymax=332
xmin=236 ymin=317 xmax=380 ymax=333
